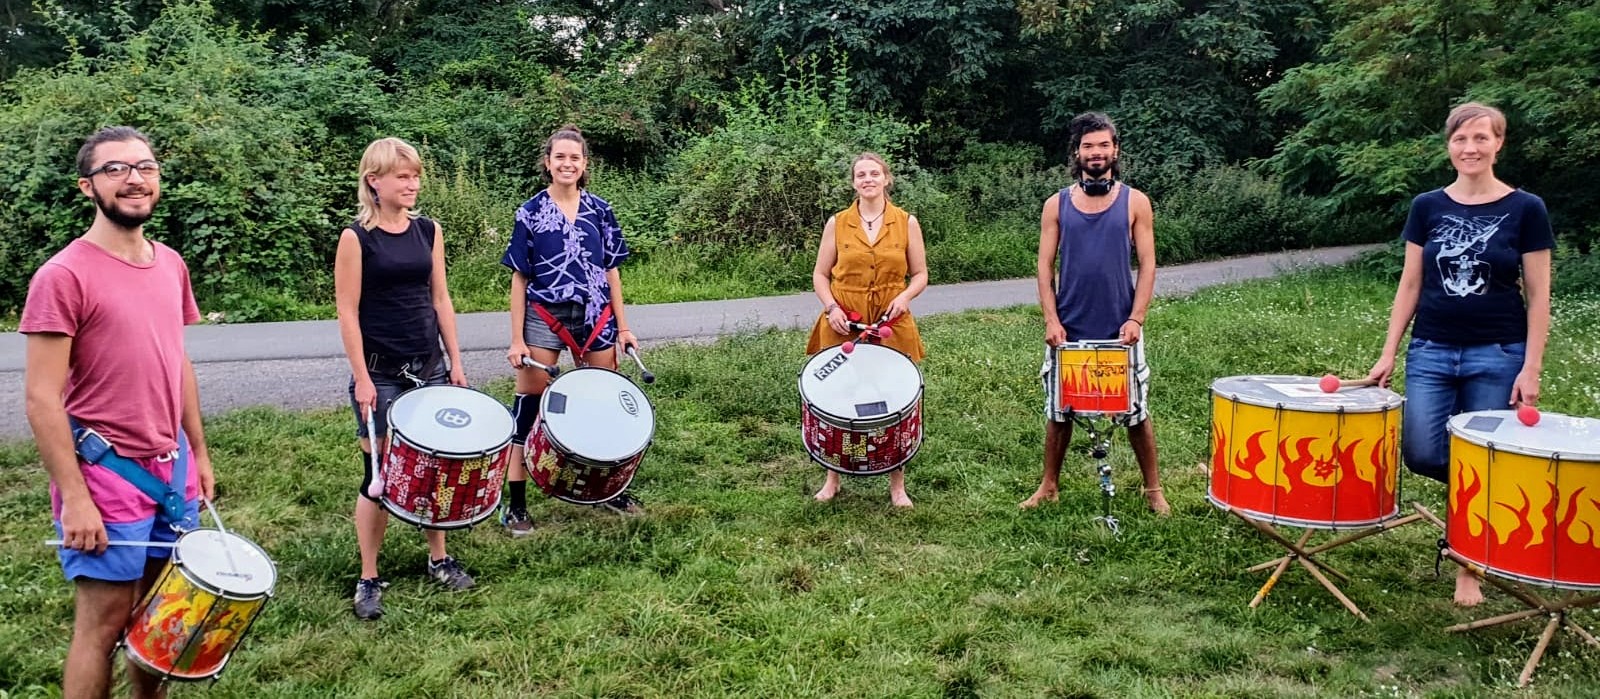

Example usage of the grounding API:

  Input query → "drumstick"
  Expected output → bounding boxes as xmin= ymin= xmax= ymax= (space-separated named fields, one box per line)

xmin=519 ymin=356 xmax=561 ymax=377
xmin=1318 ymin=374 xmax=1379 ymax=393
xmin=624 ymin=346 xmax=655 ymax=384
xmin=44 ymin=539 xmax=177 ymax=549
xmin=201 ymin=496 xmax=243 ymax=574
xmin=365 ymin=407 xmax=384 ymax=500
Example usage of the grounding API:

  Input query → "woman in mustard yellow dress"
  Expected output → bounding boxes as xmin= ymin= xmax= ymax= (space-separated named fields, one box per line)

xmin=806 ymin=152 xmax=929 ymax=507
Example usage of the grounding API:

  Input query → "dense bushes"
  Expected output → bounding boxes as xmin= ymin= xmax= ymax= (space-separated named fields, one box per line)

xmin=0 ymin=2 xmax=384 ymax=320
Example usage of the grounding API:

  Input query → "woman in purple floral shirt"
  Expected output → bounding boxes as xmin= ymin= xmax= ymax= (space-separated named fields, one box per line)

xmin=499 ymin=126 xmax=643 ymax=530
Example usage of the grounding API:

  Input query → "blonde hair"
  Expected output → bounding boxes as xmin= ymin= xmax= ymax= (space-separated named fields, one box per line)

xmin=850 ymin=152 xmax=894 ymax=192
xmin=1445 ymin=102 xmax=1506 ymax=140
xmin=356 ymin=137 xmax=423 ymax=229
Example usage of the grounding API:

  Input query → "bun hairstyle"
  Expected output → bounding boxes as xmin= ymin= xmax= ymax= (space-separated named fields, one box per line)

xmin=356 ymin=137 xmax=423 ymax=229
xmin=850 ymin=152 xmax=894 ymax=193
xmin=543 ymin=124 xmax=590 ymax=188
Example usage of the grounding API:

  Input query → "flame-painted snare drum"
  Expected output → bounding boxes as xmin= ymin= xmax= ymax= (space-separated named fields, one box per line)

xmin=527 ymin=367 xmax=655 ymax=505
xmin=1447 ymin=411 xmax=1600 ymax=589
xmin=123 ymin=530 xmax=276 ymax=681
xmin=1047 ymin=341 xmax=1139 ymax=419
xmin=799 ymin=343 xmax=924 ymax=475
xmin=383 ymin=385 xmax=516 ymax=529
xmin=1209 ymin=375 xmax=1403 ymax=529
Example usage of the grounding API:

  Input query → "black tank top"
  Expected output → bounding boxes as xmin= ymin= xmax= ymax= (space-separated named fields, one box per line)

xmin=352 ymin=217 xmax=440 ymax=359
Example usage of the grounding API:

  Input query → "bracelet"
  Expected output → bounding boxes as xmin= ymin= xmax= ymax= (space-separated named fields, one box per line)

xmin=1128 ymin=318 xmax=1143 ymax=327
xmin=618 ymin=326 xmax=632 ymax=333
xmin=824 ymin=303 xmax=839 ymax=313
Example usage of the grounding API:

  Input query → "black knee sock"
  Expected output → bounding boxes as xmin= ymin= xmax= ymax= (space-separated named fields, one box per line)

xmin=509 ymin=480 xmax=528 ymax=512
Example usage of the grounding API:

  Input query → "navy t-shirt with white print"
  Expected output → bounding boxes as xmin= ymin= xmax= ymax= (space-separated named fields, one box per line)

xmin=1402 ymin=188 xmax=1554 ymax=346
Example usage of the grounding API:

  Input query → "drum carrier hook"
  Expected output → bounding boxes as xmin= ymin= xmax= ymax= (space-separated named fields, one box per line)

xmin=1074 ymin=412 xmax=1120 ymax=537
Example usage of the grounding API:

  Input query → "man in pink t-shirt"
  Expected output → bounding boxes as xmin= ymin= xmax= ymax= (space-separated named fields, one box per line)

xmin=21 ymin=126 xmax=216 ymax=699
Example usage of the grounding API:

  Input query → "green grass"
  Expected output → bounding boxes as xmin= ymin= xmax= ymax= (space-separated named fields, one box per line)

xmin=4 ymin=265 xmax=1600 ymax=697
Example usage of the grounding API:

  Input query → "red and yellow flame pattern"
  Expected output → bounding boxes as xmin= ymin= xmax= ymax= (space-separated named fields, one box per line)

xmin=1055 ymin=347 xmax=1130 ymax=414
xmin=1447 ymin=436 xmax=1600 ymax=588
xmin=1209 ymin=393 xmax=1399 ymax=527
xmin=123 ymin=562 xmax=267 ymax=680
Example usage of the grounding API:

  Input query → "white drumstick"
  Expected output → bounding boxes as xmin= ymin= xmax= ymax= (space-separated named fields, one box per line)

xmin=520 ymin=355 xmax=561 ymax=377
xmin=365 ymin=407 xmax=384 ymax=499
xmin=44 ymin=539 xmax=177 ymax=549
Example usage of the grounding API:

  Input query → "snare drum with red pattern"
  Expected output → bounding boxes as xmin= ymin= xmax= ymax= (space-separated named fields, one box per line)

xmin=382 ymin=385 xmax=515 ymax=529
xmin=798 ymin=343 xmax=924 ymax=476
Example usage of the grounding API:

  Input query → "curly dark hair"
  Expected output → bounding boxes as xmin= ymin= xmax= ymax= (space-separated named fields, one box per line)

xmin=1068 ymin=112 xmax=1120 ymax=180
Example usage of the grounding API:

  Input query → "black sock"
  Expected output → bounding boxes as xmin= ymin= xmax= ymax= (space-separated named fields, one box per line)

xmin=509 ymin=480 xmax=527 ymax=512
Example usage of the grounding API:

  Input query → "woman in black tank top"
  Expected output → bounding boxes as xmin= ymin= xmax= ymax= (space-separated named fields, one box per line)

xmin=333 ymin=138 xmax=475 ymax=620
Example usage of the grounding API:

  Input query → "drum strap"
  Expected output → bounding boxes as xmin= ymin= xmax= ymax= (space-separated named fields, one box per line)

xmin=532 ymin=303 xmax=614 ymax=362
xmin=67 ymin=418 xmax=189 ymax=526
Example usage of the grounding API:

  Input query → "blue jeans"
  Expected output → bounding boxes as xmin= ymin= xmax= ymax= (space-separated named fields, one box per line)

xmin=1401 ymin=339 xmax=1525 ymax=483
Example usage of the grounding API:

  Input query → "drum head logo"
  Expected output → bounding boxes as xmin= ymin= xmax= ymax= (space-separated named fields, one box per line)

xmin=619 ymin=392 xmax=639 ymax=416
xmin=435 ymin=408 xmax=472 ymax=429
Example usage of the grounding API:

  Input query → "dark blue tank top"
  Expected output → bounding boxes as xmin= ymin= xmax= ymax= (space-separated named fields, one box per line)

xmin=1055 ymin=185 xmax=1134 ymax=340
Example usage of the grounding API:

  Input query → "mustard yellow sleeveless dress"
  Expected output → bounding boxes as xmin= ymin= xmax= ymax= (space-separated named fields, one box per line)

xmin=805 ymin=201 xmax=926 ymax=362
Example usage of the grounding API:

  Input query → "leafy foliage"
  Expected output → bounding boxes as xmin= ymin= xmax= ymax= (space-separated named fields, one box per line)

xmin=0 ymin=0 xmax=386 ymax=317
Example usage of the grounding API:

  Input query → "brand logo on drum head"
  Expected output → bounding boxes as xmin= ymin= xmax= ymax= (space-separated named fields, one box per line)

xmin=813 ymin=353 xmax=849 ymax=381
xmin=619 ymin=392 xmax=639 ymax=416
xmin=435 ymin=408 xmax=472 ymax=429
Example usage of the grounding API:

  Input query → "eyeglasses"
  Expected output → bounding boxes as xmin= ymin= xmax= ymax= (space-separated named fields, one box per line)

xmin=86 ymin=160 xmax=162 ymax=180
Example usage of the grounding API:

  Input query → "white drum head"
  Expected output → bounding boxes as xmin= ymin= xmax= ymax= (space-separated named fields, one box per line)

xmin=798 ymin=344 xmax=922 ymax=423
xmin=175 ymin=530 xmax=276 ymax=597
xmin=1448 ymin=410 xmax=1600 ymax=460
xmin=389 ymin=385 xmax=515 ymax=457
xmin=1211 ymin=375 xmax=1402 ymax=413
xmin=541 ymin=368 xmax=655 ymax=462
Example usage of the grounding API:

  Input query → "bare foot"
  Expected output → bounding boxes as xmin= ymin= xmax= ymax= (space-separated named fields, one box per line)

xmin=889 ymin=489 xmax=913 ymax=508
xmin=1019 ymin=486 xmax=1058 ymax=509
xmin=814 ymin=472 xmax=841 ymax=502
xmin=1142 ymin=487 xmax=1171 ymax=517
xmin=1454 ymin=567 xmax=1484 ymax=607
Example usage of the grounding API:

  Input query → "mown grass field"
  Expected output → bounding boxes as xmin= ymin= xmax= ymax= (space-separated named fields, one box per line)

xmin=3 ymin=266 xmax=1599 ymax=698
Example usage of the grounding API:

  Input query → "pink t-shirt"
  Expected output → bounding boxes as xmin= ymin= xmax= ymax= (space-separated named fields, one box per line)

xmin=20 ymin=238 xmax=201 ymax=457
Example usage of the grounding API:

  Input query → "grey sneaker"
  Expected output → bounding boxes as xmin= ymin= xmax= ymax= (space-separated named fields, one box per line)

xmin=428 ymin=556 xmax=476 ymax=591
xmin=353 ymin=577 xmax=387 ymax=620
xmin=595 ymin=492 xmax=645 ymax=516
xmin=500 ymin=507 xmax=534 ymax=537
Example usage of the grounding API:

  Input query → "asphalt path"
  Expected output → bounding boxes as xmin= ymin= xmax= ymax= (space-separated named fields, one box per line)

xmin=0 ymin=245 xmax=1378 ymax=440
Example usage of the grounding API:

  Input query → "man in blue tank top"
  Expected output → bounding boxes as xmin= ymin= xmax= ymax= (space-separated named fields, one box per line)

xmin=1021 ymin=112 xmax=1169 ymax=516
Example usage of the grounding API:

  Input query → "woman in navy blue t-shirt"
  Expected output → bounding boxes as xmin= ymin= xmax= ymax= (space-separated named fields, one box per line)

xmin=1367 ymin=102 xmax=1554 ymax=606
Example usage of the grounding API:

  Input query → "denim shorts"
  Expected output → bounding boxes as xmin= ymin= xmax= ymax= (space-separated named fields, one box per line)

xmin=525 ymin=301 xmax=616 ymax=353
xmin=350 ymin=360 xmax=449 ymax=439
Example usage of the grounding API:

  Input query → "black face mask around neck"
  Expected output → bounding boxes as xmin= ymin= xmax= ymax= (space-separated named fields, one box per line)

xmin=1080 ymin=177 xmax=1114 ymax=196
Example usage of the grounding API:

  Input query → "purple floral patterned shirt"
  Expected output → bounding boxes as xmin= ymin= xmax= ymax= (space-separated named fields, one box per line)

xmin=501 ymin=190 xmax=630 ymax=327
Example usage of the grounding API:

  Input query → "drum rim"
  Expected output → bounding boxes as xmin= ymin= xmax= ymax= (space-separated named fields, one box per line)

xmin=381 ymin=491 xmax=504 ymax=530
xmin=389 ymin=430 xmax=513 ymax=460
xmin=387 ymin=384 xmax=517 ymax=457
xmin=803 ymin=426 xmax=925 ymax=476
xmin=1211 ymin=374 xmax=1403 ymax=413
xmin=797 ymin=344 xmax=925 ymax=429
xmin=1447 ymin=410 xmax=1600 ymax=460
xmin=1204 ymin=492 xmax=1401 ymax=530
xmin=173 ymin=530 xmax=277 ymax=599
xmin=537 ymin=366 xmax=656 ymax=461
xmin=123 ymin=642 xmax=228 ymax=681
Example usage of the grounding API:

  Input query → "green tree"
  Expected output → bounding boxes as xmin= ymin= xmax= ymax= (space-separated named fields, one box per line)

xmin=0 ymin=0 xmax=388 ymax=317
xmin=1263 ymin=0 xmax=1600 ymax=253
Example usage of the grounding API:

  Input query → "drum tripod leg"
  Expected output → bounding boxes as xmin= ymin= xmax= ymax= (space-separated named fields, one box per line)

xmin=1246 ymin=514 xmax=1426 ymax=573
xmin=1079 ymin=417 xmax=1120 ymax=536
xmin=1518 ymin=614 xmax=1562 ymax=688
xmin=1250 ymin=529 xmax=1312 ymax=608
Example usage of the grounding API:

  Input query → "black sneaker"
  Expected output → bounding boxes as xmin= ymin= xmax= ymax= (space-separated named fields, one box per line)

xmin=427 ymin=556 xmax=476 ymax=591
xmin=595 ymin=492 xmax=645 ymax=516
xmin=353 ymin=577 xmax=387 ymax=620
xmin=500 ymin=506 xmax=534 ymax=537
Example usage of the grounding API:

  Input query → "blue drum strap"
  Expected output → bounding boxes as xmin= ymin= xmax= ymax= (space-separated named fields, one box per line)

xmin=68 ymin=417 xmax=189 ymax=525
